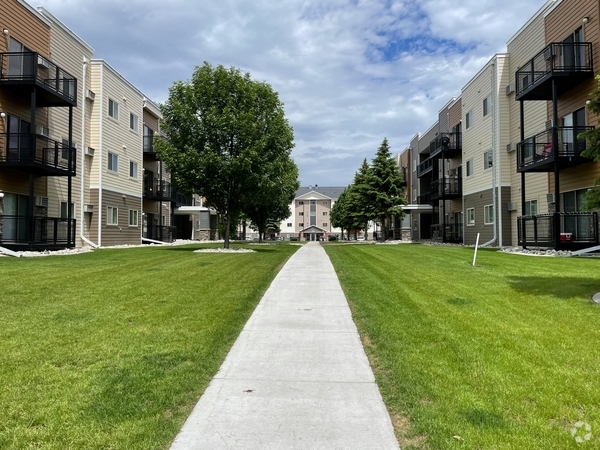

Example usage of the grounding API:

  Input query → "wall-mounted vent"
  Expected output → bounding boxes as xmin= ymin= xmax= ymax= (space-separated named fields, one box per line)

xmin=35 ymin=196 xmax=49 ymax=207
xmin=545 ymin=119 xmax=553 ymax=130
xmin=36 ymin=125 xmax=50 ymax=137
xmin=505 ymin=83 xmax=515 ymax=95
xmin=86 ymin=90 xmax=96 ymax=101
xmin=85 ymin=147 xmax=95 ymax=156
xmin=507 ymin=202 xmax=517 ymax=211
xmin=547 ymin=193 xmax=555 ymax=204
xmin=506 ymin=142 xmax=516 ymax=152
xmin=37 ymin=55 xmax=50 ymax=69
xmin=84 ymin=204 xmax=94 ymax=213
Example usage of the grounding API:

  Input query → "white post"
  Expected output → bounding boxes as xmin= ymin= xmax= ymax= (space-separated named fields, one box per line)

xmin=472 ymin=233 xmax=480 ymax=266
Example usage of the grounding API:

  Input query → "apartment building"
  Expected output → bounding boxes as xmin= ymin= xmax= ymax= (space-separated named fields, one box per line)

xmin=0 ymin=0 xmax=207 ymax=251
xmin=402 ymin=0 xmax=600 ymax=250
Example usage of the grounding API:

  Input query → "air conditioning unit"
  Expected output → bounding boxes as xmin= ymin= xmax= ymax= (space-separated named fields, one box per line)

xmin=36 ymin=125 xmax=50 ymax=137
xmin=37 ymin=55 xmax=50 ymax=68
xmin=543 ymin=47 xmax=552 ymax=60
xmin=85 ymin=147 xmax=95 ymax=156
xmin=505 ymin=83 xmax=515 ymax=95
xmin=507 ymin=202 xmax=517 ymax=211
xmin=84 ymin=204 xmax=94 ymax=213
xmin=506 ymin=142 xmax=516 ymax=153
xmin=86 ymin=89 xmax=96 ymax=101
xmin=545 ymin=119 xmax=553 ymax=130
xmin=547 ymin=193 xmax=555 ymax=204
xmin=35 ymin=196 xmax=48 ymax=207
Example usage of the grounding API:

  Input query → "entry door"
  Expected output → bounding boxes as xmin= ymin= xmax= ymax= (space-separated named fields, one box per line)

xmin=3 ymin=193 xmax=29 ymax=242
xmin=7 ymin=115 xmax=31 ymax=162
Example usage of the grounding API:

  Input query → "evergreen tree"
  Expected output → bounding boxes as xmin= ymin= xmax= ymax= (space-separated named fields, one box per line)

xmin=347 ymin=159 xmax=376 ymax=237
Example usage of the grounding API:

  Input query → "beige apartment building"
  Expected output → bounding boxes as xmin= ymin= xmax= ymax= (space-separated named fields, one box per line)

xmin=0 ymin=0 xmax=208 ymax=252
xmin=403 ymin=0 xmax=600 ymax=250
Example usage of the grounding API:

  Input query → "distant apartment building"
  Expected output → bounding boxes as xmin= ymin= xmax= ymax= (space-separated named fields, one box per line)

xmin=0 ymin=0 xmax=211 ymax=251
xmin=400 ymin=0 xmax=600 ymax=250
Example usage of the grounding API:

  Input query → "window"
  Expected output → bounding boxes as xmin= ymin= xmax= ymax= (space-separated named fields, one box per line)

xmin=107 ymin=206 xmax=118 ymax=225
xmin=466 ymin=110 xmax=472 ymax=129
xmin=323 ymin=211 xmax=328 ymax=216
xmin=466 ymin=159 xmax=474 ymax=176
xmin=467 ymin=208 xmax=475 ymax=226
xmin=61 ymin=139 xmax=76 ymax=161
xmin=413 ymin=159 xmax=417 ymax=172
xmin=287 ymin=223 xmax=292 ymax=227
xmin=60 ymin=201 xmax=74 ymax=219
xmin=108 ymin=152 xmax=118 ymax=172
xmin=483 ymin=95 xmax=492 ymax=117
xmin=484 ymin=205 xmax=494 ymax=224
xmin=129 ymin=210 xmax=138 ymax=226
xmin=299 ymin=222 xmax=304 ymax=227
xmin=129 ymin=161 xmax=138 ymax=179
xmin=323 ymin=223 xmax=328 ymax=227
xmin=484 ymin=150 xmax=493 ymax=169
xmin=524 ymin=200 xmax=538 ymax=216
xmin=108 ymin=98 xmax=119 ymax=120
xmin=310 ymin=200 xmax=316 ymax=205
xmin=130 ymin=113 xmax=138 ymax=131
xmin=298 ymin=201 xmax=304 ymax=205
xmin=299 ymin=211 xmax=304 ymax=216
xmin=323 ymin=201 xmax=328 ymax=205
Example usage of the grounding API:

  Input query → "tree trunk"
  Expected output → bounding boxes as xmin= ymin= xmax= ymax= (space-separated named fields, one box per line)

xmin=224 ymin=211 xmax=231 ymax=249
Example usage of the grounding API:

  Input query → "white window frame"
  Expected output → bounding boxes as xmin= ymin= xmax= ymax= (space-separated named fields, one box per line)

xmin=484 ymin=204 xmax=495 ymax=224
xmin=287 ymin=223 xmax=292 ymax=227
xmin=108 ymin=152 xmax=118 ymax=172
xmin=466 ymin=110 xmax=472 ymax=129
xmin=467 ymin=208 xmax=475 ymax=226
xmin=129 ymin=209 xmax=139 ymax=227
xmin=323 ymin=211 xmax=328 ymax=216
xmin=108 ymin=98 xmax=119 ymax=120
xmin=60 ymin=201 xmax=75 ymax=219
xmin=524 ymin=199 xmax=538 ymax=216
xmin=129 ymin=161 xmax=138 ymax=179
xmin=484 ymin=150 xmax=493 ymax=170
xmin=483 ymin=94 xmax=492 ymax=117
xmin=129 ymin=113 xmax=138 ymax=131
xmin=323 ymin=223 xmax=328 ymax=227
xmin=299 ymin=211 xmax=304 ymax=216
xmin=107 ymin=206 xmax=118 ymax=225
xmin=466 ymin=159 xmax=474 ymax=177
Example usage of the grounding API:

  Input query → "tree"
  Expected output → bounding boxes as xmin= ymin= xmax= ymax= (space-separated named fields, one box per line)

xmin=346 ymin=159 xmax=376 ymax=237
xmin=579 ymin=75 xmax=600 ymax=210
xmin=155 ymin=62 xmax=296 ymax=248
xmin=330 ymin=187 xmax=357 ymax=239
xmin=369 ymin=138 xmax=406 ymax=240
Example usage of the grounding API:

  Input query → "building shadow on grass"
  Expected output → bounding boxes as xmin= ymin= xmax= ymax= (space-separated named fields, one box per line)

xmin=507 ymin=276 xmax=600 ymax=300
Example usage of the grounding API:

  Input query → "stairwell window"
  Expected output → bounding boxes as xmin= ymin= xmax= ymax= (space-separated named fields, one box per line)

xmin=483 ymin=95 xmax=492 ymax=117
xmin=130 ymin=113 xmax=138 ymax=132
xmin=466 ymin=159 xmax=474 ymax=176
xmin=108 ymin=98 xmax=119 ymax=120
xmin=466 ymin=110 xmax=472 ymax=129
xmin=484 ymin=150 xmax=493 ymax=169
xmin=107 ymin=152 xmax=118 ymax=172
xmin=467 ymin=208 xmax=475 ymax=226
xmin=484 ymin=204 xmax=495 ymax=224
xmin=107 ymin=206 xmax=118 ymax=225
xmin=129 ymin=161 xmax=138 ymax=179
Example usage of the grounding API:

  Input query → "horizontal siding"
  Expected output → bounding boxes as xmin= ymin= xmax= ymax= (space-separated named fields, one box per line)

xmin=0 ymin=169 xmax=46 ymax=195
xmin=89 ymin=188 xmax=99 ymax=243
xmin=143 ymin=110 xmax=159 ymax=131
xmin=100 ymin=189 xmax=142 ymax=246
xmin=550 ymin=161 xmax=600 ymax=192
xmin=449 ymin=99 xmax=462 ymax=129
xmin=0 ymin=0 xmax=50 ymax=55
xmin=463 ymin=187 xmax=511 ymax=246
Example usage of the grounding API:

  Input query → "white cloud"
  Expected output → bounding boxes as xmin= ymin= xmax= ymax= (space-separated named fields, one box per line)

xmin=33 ymin=0 xmax=548 ymax=185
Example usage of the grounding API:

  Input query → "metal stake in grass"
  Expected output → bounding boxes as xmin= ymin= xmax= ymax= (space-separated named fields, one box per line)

xmin=472 ymin=233 xmax=480 ymax=266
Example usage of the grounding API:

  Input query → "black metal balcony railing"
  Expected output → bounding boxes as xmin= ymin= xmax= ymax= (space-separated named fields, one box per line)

xmin=429 ymin=132 xmax=462 ymax=159
xmin=171 ymin=191 xmax=194 ymax=207
xmin=0 ymin=133 xmax=76 ymax=176
xmin=517 ymin=126 xmax=593 ymax=172
xmin=430 ymin=177 xmax=462 ymax=200
xmin=0 ymin=215 xmax=76 ymax=249
xmin=417 ymin=157 xmax=433 ymax=178
xmin=0 ymin=52 xmax=77 ymax=106
xmin=417 ymin=192 xmax=431 ymax=205
xmin=431 ymin=222 xmax=463 ymax=243
xmin=144 ymin=180 xmax=172 ymax=201
xmin=518 ymin=212 xmax=599 ymax=249
xmin=143 ymin=135 xmax=155 ymax=157
xmin=515 ymin=42 xmax=593 ymax=101
xmin=145 ymin=225 xmax=177 ymax=243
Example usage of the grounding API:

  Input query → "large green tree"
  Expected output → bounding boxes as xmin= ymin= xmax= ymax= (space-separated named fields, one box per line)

xmin=346 ymin=159 xmax=376 ymax=237
xmin=330 ymin=187 xmax=359 ymax=239
xmin=155 ymin=62 xmax=296 ymax=248
xmin=579 ymin=75 xmax=600 ymax=210
xmin=370 ymin=138 xmax=406 ymax=239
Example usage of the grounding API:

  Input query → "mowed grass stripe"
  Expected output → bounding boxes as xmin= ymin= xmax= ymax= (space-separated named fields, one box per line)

xmin=325 ymin=243 xmax=600 ymax=449
xmin=0 ymin=243 xmax=298 ymax=450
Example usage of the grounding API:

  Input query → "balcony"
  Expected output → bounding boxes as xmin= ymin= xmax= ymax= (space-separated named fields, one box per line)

xmin=429 ymin=132 xmax=462 ymax=159
xmin=518 ymin=212 xmax=599 ymax=250
xmin=431 ymin=222 xmax=463 ymax=243
xmin=0 ymin=215 xmax=76 ymax=250
xmin=145 ymin=225 xmax=177 ymax=243
xmin=517 ymin=126 xmax=593 ymax=172
xmin=144 ymin=180 xmax=172 ymax=201
xmin=0 ymin=133 xmax=76 ymax=176
xmin=417 ymin=157 xmax=433 ymax=178
xmin=417 ymin=192 xmax=431 ymax=205
xmin=0 ymin=52 xmax=77 ymax=107
xmin=171 ymin=190 xmax=194 ymax=207
xmin=515 ymin=42 xmax=593 ymax=101
xmin=143 ymin=135 xmax=156 ymax=159
xmin=430 ymin=177 xmax=462 ymax=200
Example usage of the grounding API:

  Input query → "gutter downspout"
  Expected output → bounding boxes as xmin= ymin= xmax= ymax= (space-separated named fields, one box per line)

xmin=482 ymin=59 xmax=498 ymax=247
xmin=80 ymin=56 xmax=97 ymax=248
xmin=98 ymin=63 xmax=104 ymax=247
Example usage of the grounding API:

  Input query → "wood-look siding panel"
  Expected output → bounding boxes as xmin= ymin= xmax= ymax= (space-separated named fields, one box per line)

xmin=143 ymin=110 xmax=159 ymax=131
xmin=549 ymin=161 xmax=600 ymax=193
xmin=448 ymin=99 xmax=462 ymax=129
xmin=0 ymin=169 xmax=46 ymax=195
xmin=100 ymin=189 xmax=142 ymax=246
xmin=419 ymin=124 xmax=438 ymax=154
xmin=0 ymin=0 xmax=50 ymax=55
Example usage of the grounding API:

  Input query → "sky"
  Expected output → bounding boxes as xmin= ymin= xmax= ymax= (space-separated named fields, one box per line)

xmin=32 ymin=0 xmax=549 ymax=187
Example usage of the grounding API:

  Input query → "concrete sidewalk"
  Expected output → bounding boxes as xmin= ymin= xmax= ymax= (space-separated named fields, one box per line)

xmin=170 ymin=242 xmax=400 ymax=450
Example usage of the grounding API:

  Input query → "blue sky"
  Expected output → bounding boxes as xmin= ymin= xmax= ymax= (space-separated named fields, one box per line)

xmin=32 ymin=0 xmax=549 ymax=187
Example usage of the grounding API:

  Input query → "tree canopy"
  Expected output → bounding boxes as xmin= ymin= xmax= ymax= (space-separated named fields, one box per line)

xmin=155 ymin=62 xmax=298 ymax=247
xmin=579 ymin=75 xmax=600 ymax=210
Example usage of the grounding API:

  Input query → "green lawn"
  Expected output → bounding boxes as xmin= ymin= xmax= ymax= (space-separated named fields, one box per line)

xmin=0 ymin=243 xmax=298 ymax=449
xmin=324 ymin=243 xmax=600 ymax=449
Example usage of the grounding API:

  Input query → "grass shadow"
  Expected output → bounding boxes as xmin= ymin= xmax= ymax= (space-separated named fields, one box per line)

xmin=464 ymin=409 xmax=506 ymax=428
xmin=507 ymin=276 xmax=600 ymax=300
